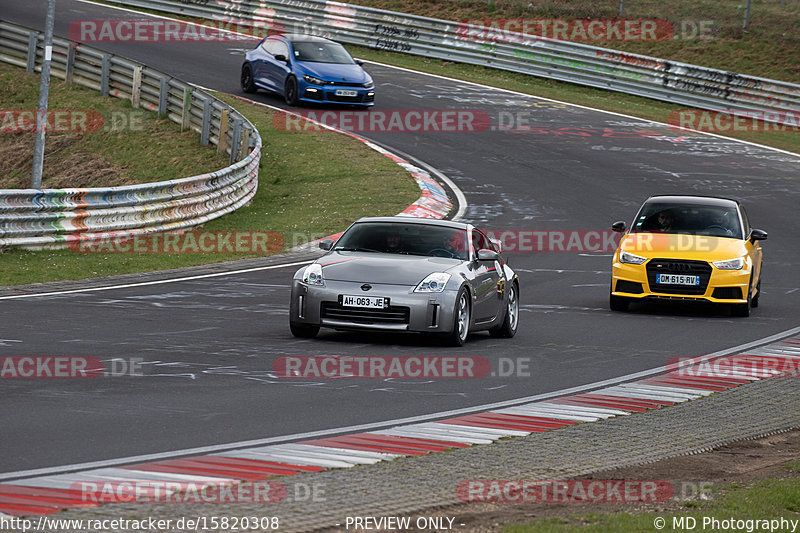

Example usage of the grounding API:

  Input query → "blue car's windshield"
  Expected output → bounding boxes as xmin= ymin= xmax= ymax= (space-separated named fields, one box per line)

xmin=333 ymin=222 xmax=470 ymax=260
xmin=631 ymin=202 xmax=743 ymax=239
xmin=292 ymin=41 xmax=355 ymax=64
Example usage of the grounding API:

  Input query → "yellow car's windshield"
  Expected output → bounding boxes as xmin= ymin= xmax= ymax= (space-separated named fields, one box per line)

xmin=631 ymin=203 xmax=743 ymax=239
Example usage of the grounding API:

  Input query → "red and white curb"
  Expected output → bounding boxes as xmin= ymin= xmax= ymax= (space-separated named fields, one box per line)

xmin=1 ymin=335 xmax=798 ymax=516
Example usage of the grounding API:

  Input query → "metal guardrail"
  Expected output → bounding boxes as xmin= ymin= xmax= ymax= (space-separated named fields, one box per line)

xmin=98 ymin=0 xmax=799 ymax=125
xmin=0 ymin=20 xmax=261 ymax=249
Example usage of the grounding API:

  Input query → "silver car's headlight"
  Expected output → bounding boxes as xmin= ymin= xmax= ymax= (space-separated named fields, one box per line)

xmin=620 ymin=251 xmax=647 ymax=265
xmin=414 ymin=273 xmax=451 ymax=293
xmin=303 ymin=75 xmax=326 ymax=85
xmin=302 ymin=263 xmax=325 ymax=285
xmin=712 ymin=257 xmax=745 ymax=270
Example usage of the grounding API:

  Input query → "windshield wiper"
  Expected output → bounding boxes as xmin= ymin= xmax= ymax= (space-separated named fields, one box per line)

xmin=334 ymin=246 xmax=380 ymax=253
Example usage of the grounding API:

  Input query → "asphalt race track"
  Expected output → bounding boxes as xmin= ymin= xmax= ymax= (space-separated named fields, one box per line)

xmin=1 ymin=0 xmax=800 ymax=475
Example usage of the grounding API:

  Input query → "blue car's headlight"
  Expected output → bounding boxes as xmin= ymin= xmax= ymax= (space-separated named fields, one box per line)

xmin=415 ymin=273 xmax=451 ymax=293
xmin=302 ymin=264 xmax=325 ymax=285
xmin=364 ymin=79 xmax=374 ymax=89
xmin=303 ymin=75 xmax=327 ymax=85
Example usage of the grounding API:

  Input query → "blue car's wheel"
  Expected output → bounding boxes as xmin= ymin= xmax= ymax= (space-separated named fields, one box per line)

xmin=241 ymin=64 xmax=256 ymax=94
xmin=284 ymin=76 xmax=298 ymax=106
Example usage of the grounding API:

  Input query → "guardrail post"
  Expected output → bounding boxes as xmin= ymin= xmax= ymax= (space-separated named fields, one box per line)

xmin=26 ymin=32 xmax=37 ymax=72
xmin=200 ymin=99 xmax=212 ymax=145
xmin=239 ymin=127 xmax=251 ymax=161
xmin=65 ymin=43 xmax=75 ymax=84
xmin=181 ymin=87 xmax=192 ymax=131
xmin=101 ymin=54 xmax=110 ymax=97
xmin=131 ymin=65 xmax=142 ymax=108
xmin=230 ymin=118 xmax=242 ymax=164
xmin=158 ymin=77 xmax=168 ymax=117
xmin=217 ymin=108 xmax=230 ymax=154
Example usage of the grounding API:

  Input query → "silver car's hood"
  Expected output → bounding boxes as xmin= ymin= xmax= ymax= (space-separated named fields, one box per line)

xmin=320 ymin=252 xmax=460 ymax=285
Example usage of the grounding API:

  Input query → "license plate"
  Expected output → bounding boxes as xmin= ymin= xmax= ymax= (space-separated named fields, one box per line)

xmin=335 ymin=89 xmax=358 ymax=97
xmin=341 ymin=294 xmax=386 ymax=308
xmin=656 ymin=274 xmax=700 ymax=286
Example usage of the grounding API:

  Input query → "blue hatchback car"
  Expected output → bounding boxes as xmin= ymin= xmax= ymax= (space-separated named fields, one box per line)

xmin=241 ymin=34 xmax=375 ymax=107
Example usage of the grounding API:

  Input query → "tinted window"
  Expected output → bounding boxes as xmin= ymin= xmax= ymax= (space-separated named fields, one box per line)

xmin=291 ymin=41 xmax=355 ymax=64
xmin=334 ymin=222 xmax=469 ymax=260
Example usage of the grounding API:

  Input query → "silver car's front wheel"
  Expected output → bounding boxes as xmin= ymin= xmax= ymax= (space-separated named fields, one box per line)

xmin=447 ymin=288 xmax=470 ymax=346
xmin=490 ymin=281 xmax=519 ymax=338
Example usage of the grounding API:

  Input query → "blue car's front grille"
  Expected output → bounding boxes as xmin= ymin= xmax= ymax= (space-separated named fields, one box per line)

xmin=328 ymin=81 xmax=371 ymax=87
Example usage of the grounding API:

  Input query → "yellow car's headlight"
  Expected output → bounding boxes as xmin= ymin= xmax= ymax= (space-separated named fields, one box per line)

xmin=620 ymin=251 xmax=647 ymax=265
xmin=712 ymin=257 xmax=745 ymax=270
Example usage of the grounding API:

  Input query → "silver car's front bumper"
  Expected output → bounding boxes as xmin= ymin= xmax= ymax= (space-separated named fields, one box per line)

xmin=290 ymin=280 xmax=460 ymax=334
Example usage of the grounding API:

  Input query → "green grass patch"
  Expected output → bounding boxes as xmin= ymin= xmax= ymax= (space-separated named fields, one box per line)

xmin=501 ymin=477 xmax=800 ymax=532
xmin=0 ymin=68 xmax=419 ymax=286
xmin=0 ymin=61 xmax=229 ymax=189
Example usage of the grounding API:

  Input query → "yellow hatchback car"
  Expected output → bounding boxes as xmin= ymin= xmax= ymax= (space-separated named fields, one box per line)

xmin=610 ymin=196 xmax=767 ymax=317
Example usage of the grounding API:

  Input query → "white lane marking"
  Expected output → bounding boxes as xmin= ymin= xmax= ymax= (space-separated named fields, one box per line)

xmin=531 ymin=402 xmax=629 ymax=416
xmin=596 ymin=387 xmax=690 ymax=402
xmin=3 ymin=325 xmax=798 ymax=483
xmin=0 ymin=260 xmax=312 ymax=300
xmin=371 ymin=428 xmax=492 ymax=445
xmin=217 ymin=450 xmax=358 ymax=468
xmin=623 ymin=383 xmax=712 ymax=397
xmin=495 ymin=406 xmax=599 ymax=422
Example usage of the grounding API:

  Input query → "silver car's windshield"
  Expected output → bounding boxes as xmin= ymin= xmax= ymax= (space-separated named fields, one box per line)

xmin=631 ymin=203 xmax=743 ymax=239
xmin=291 ymin=41 xmax=355 ymax=64
xmin=333 ymin=222 xmax=470 ymax=260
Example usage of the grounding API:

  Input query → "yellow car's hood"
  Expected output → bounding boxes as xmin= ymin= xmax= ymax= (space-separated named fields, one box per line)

xmin=620 ymin=233 xmax=748 ymax=262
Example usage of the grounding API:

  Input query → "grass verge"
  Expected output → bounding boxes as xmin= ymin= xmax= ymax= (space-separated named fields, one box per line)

xmin=0 ymin=68 xmax=419 ymax=286
xmin=0 ymin=61 xmax=229 ymax=188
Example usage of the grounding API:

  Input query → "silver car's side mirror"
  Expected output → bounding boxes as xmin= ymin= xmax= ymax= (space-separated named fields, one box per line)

xmin=477 ymin=249 xmax=499 ymax=262
xmin=319 ymin=239 xmax=334 ymax=250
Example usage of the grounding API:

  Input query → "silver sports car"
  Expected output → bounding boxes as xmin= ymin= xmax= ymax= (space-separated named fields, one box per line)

xmin=289 ymin=217 xmax=519 ymax=345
